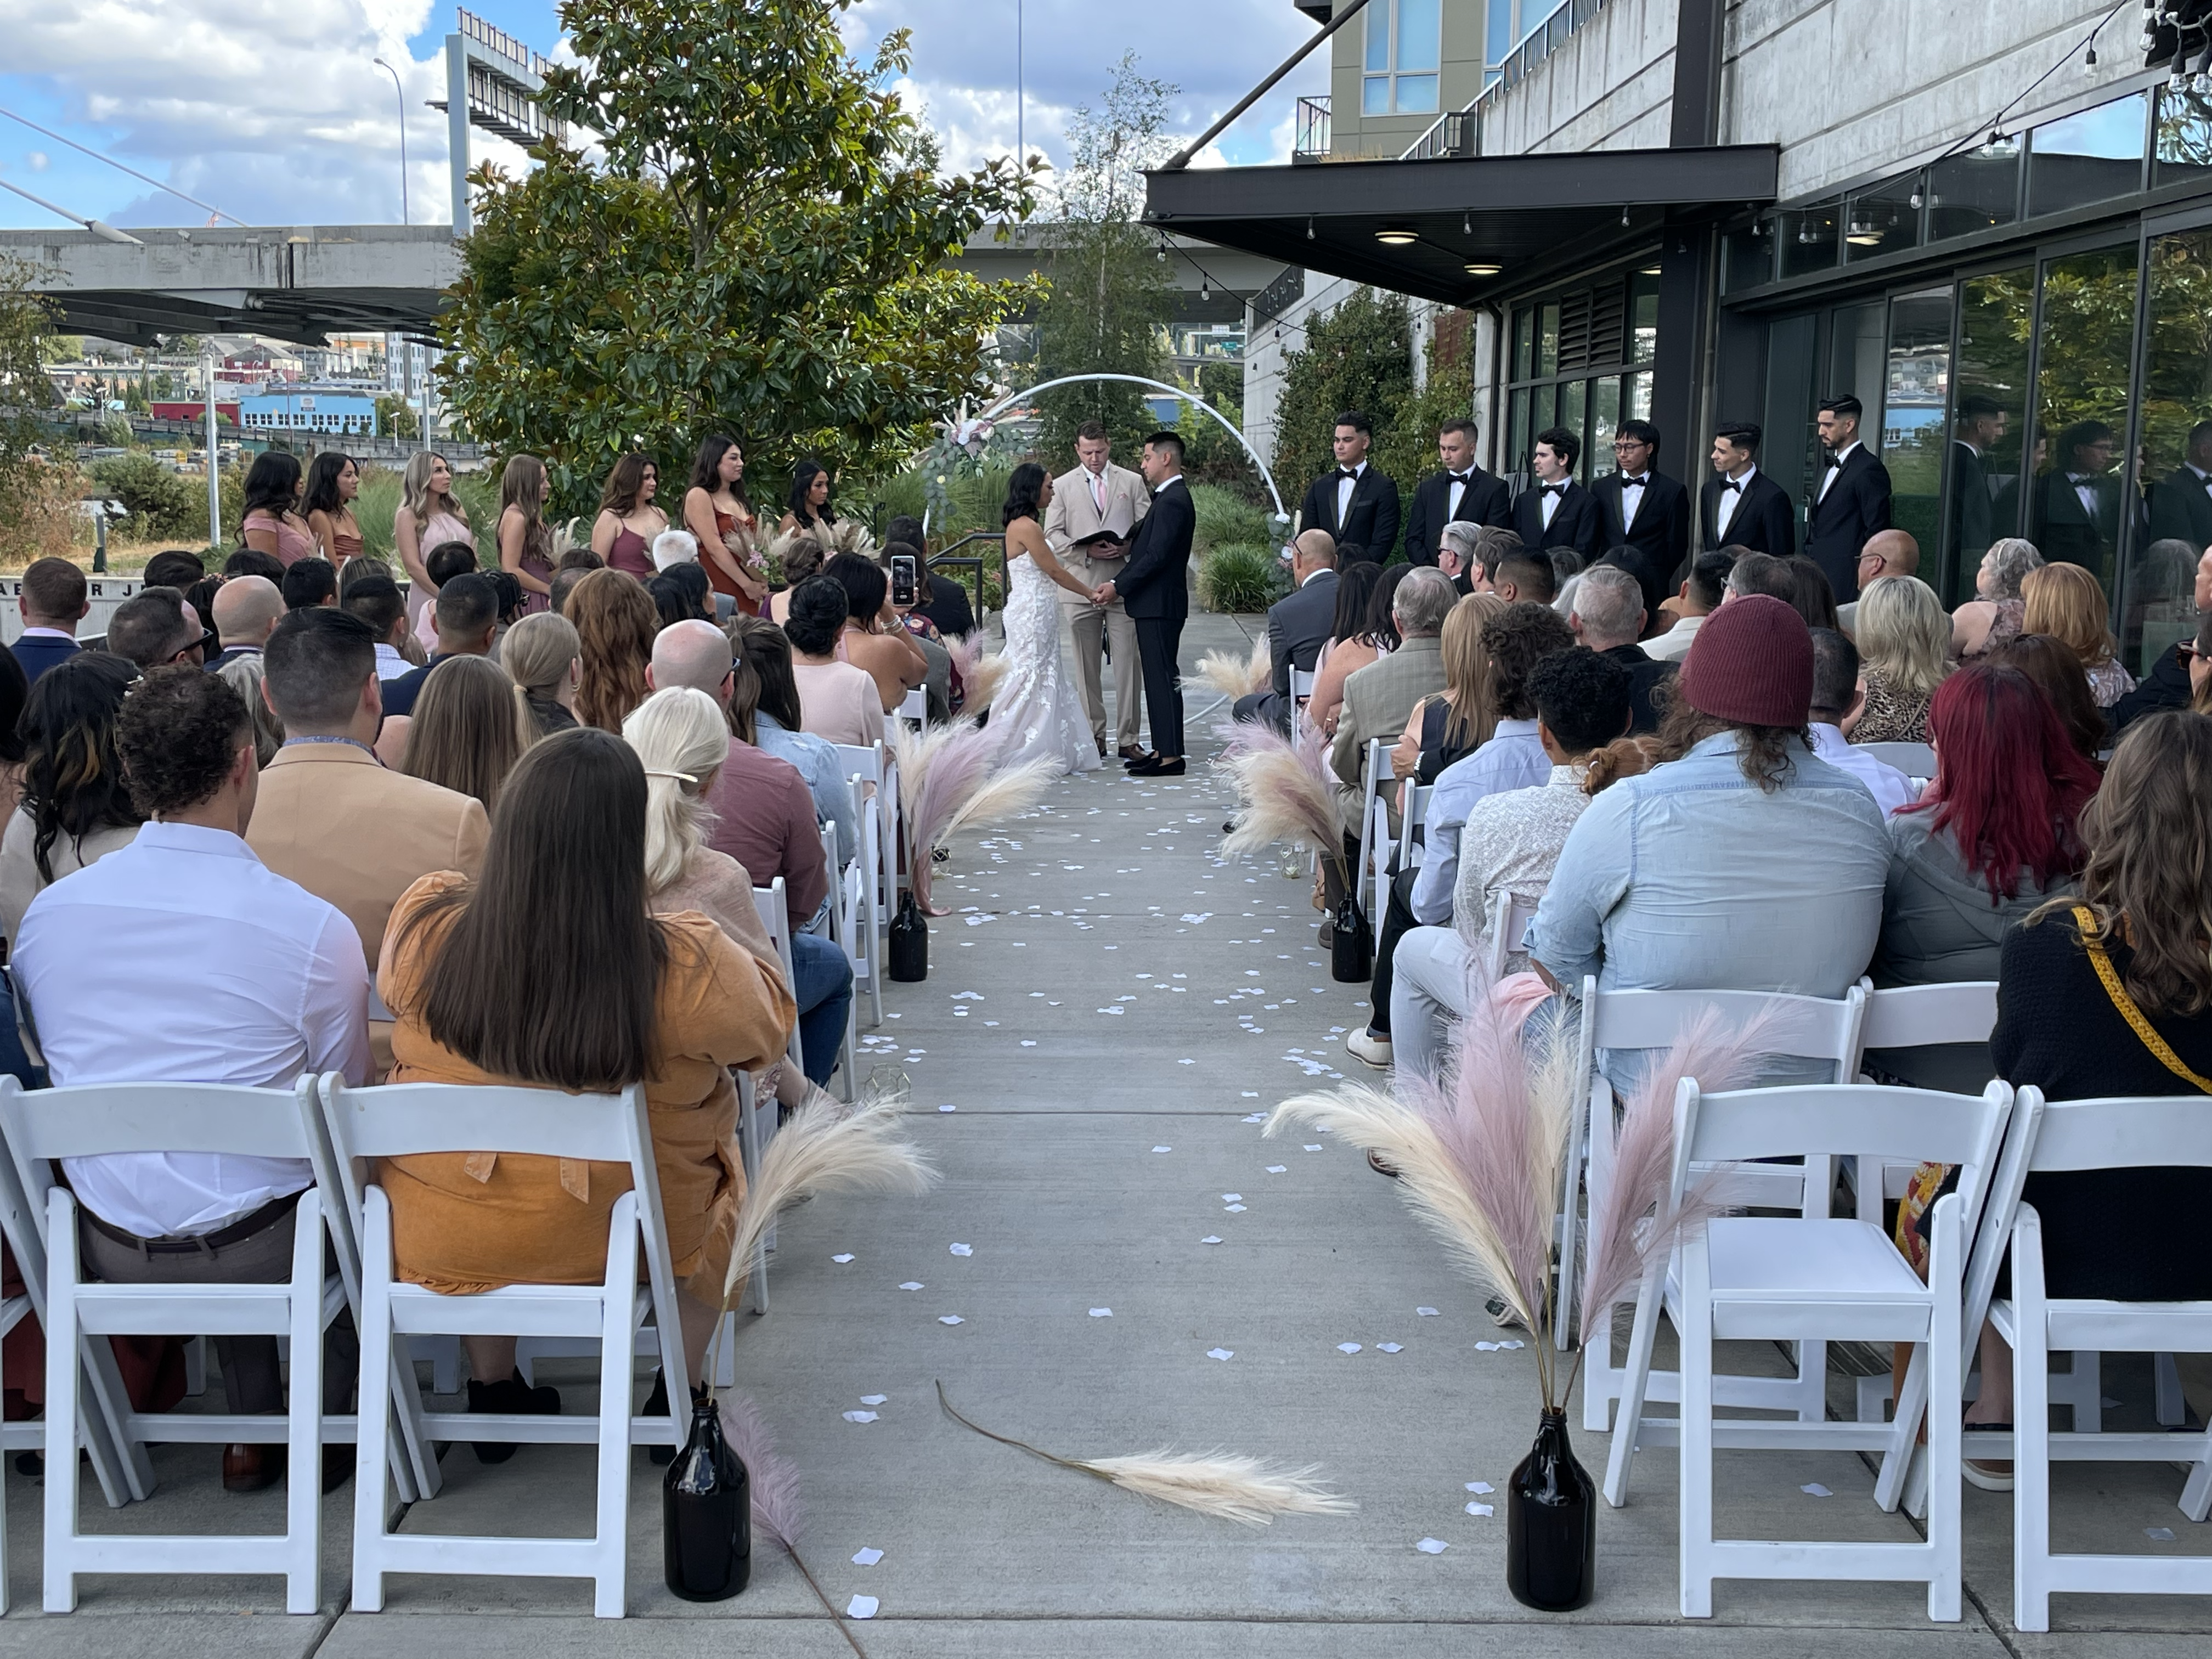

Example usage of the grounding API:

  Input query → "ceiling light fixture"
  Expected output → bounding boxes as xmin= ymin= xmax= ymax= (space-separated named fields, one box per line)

xmin=1846 ymin=216 xmax=1884 ymax=246
xmin=1464 ymin=261 xmax=1501 ymax=276
xmin=1639 ymin=265 xmax=1661 ymax=275
xmin=1375 ymin=226 xmax=1419 ymax=246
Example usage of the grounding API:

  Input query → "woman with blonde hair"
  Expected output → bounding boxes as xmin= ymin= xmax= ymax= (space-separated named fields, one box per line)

xmin=2022 ymin=561 xmax=2135 ymax=707
xmin=394 ymin=455 xmax=474 ymax=647
xmin=1951 ymin=536 xmax=2043 ymax=658
xmin=1848 ymin=574 xmax=1950 ymax=743
xmin=500 ymin=611 xmax=583 ymax=739
xmin=566 ymin=567 xmax=659 ymax=733
xmin=403 ymin=655 xmax=529 ymax=815
xmin=1391 ymin=591 xmax=1506 ymax=809
xmin=495 ymin=454 xmax=556 ymax=614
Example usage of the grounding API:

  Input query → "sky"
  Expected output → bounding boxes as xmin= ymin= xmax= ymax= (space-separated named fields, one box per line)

xmin=0 ymin=0 xmax=1329 ymax=232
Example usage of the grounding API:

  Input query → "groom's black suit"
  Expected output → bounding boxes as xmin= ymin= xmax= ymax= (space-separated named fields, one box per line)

xmin=1114 ymin=475 xmax=1196 ymax=758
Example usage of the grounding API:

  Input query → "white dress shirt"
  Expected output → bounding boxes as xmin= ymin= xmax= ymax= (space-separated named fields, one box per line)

xmin=1411 ymin=720 xmax=1553 ymax=924
xmin=1617 ymin=473 xmax=1648 ymax=528
xmin=1642 ymin=612 xmax=1706 ymax=663
xmin=2071 ymin=474 xmax=2102 ymax=520
xmin=1538 ymin=481 xmax=1564 ymax=528
xmin=1445 ymin=471 xmax=1469 ymax=520
xmin=1808 ymin=722 xmax=1916 ymax=817
xmin=14 ymin=821 xmax=371 ymax=1239
xmin=374 ymin=641 xmax=412 ymax=681
xmin=1818 ymin=440 xmax=1861 ymax=503
xmin=1336 ymin=460 xmax=1367 ymax=526
xmin=1715 ymin=464 xmax=1757 ymax=538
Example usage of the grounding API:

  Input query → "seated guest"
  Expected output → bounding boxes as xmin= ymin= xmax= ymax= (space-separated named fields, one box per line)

xmin=2115 ymin=608 xmax=2208 ymax=731
xmin=1329 ymin=567 xmax=1457 ymax=814
xmin=876 ymin=543 xmax=955 ymax=721
xmin=1369 ymin=646 xmax=1637 ymax=1077
xmin=1836 ymin=528 xmax=1920 ymax=633
xmin=142 ymin=549 xmax=205 ymax=592
xmin=785 ymin=576 xmax=884 ymax=747
xmin=664 ymin=561 xmax=715 ymax=624
xmin=14 ymin=667 xmax=368 ymax=1492
xmin=548 ymin=562 xmax=594 ymax=619
xmin=1644 ymin=550 xmax=1732 ymax=663
xmin=647 ymin=572 xmax=696 ymax=632
xmin=12 ymin=556 xmax=89 ymax=685
xmin=1783 ymin=555 xmax=1841 ymax=633
xmin=1408 ymin=602 xmax=1577 ymax=930
xmin=1305 ymin=562 xmax=1387 ymax=739
xmin=1566 ymin=565 xmax=1673 ymax=733
xmin=1489 ymin=549 xmax=1558 ymax=608
xmin=1847 ymin=574 xmax=1949 ymax=743
xmin=413 ymin=540 xmax=481 ymax=653
xmin=732 ymin=618 xmax=859 ymax=869
xmin=1723 ymin=549 xmax=1795 ymax=605
xmin=887 ymin=514 xmax=975 ymax=637
xmin=1389 ymin=593 xmax=1507 ymax=806
xmin=377 ymin=729 xmax=792 ymax=1419
xmin=500 ymin=612 xmax=584 ymax=739
xmin=566 ymin=568 xmax=659 ymax=735
xmin=652 ymin=529 xmax=701 ymax=572
xmin=1528 ymin=595 xmax=1890 ymax=1080
xmin=2022 ymin=561 xmax=2135 ymax=708
xmin=767 ymin=539 xmax=825 ymax=627
xmin=280 ymin=557 xmax=338 ymax=612
xmin=383 ymin=573 xmax=500 ymax=722
xmin=822 ymin=553 xmax=930 ymax=714
xmin=1971 ymin=711 xmax=2212 ymax=1440
xmin=208 ymin=575 xmax=285 ymax=672
xmin=403 ymin=656 xmax=527 ymax=815
xmin=1952 ymin=537 xmax=2042 ymax=659
xmin=648 ymin=619 xmax=832 ymax=924
xmin=1235 ymin=531 xmax=1339 ymax=733
xmin=1806 ymin=628 xmax=1915 ymax=817
xmin=249 ymin=607 xmax=488 ymax=996
xmin=1993 ymin=633 xmax=2108 ymax=768
xmin=0 ymin=650 xmax=24 ymax=819
xmin=1435 ymin=522 xmax=1483 ymax=596
xmin=0 ymin=652 xmax=142 ymax=947
xmin=339 ymin=573 xmax=414 ymax=681
xmin=105 ymin=586 xmax=207 ymax=670
xmin=224 ymin=547 xmax=286 ymax=584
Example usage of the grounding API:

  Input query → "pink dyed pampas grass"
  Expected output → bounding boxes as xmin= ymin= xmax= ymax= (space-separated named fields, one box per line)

xmin=889 ymin=716 xmax=1055 ymax=912
xmin=945 ymin=633 xmax=1009 ymax=715
xmin=720 ymin=1393 xmax=871 ymax=1657
xmin=1216 ymin=718 xmax=1350 ymax=890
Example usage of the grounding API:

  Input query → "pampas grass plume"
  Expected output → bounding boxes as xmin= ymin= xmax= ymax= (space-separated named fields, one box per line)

xmin=946 ymin=634 xmax=1008 ymax=714
xmin=1080 ymin=1450 xmax=1357 ymax=1528
xmin=719 ymin=1392 xmax=805 ymax=1550
xmin=1195 ymin=636 xmax=1271 ymax=701
xmin=1217 ymin=718 xmax=1342 ymax=871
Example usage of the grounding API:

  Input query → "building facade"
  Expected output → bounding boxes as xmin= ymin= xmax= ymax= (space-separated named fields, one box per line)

xmin=1172 ymin=1 xmax=2196 ymax=674
xmin=238 ymin=388 xmax=380 ymax=437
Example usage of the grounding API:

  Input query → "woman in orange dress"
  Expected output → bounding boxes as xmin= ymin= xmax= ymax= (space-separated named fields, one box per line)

xmin=375 ymin=727 xmax=793 ymax=1432
xmin=304 ymin=452 xmax=364 ymax=568
xmin=683 ymin=436 xmax=768 ymax=617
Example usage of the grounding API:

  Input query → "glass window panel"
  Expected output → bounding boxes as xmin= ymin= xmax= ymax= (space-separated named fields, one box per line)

xmin=1366 ymin=3 xmax=1391 ymax=74
xmin=1779 ymin=204 xmax=1839 ymax=279
xmin=1629 ymin=269 xmax=1660 ymax=363
xmin=1363 ymin=76 xmax=1391 ymax=117
xmin=2129 ymin=230 xmax=2212 ymax=674
xmin=1559 ymin=381 xmax=1588 ymax=479
xmin=1508 ymin=387 xmax=1531 ymax=478
xmin=1395 ymin=75 xmax=1439 ymax=115
xmin=1488 ymin=0 xmax=1513 ymax=66
xmin=1828 ymin=302 xmax=1884 ymax=407
xmin=2029 ymin=243 xmax=2140 ymax=601
xmin=1626 ymin=370 xmax=1652 ymax=423
xmin=1537 ymin=303 xmax=1561 ymax=377
xmin=1945 ymin=267 xmax=2034 ymax=603
xmin=2154 ymin=86 xmax=2212 ymax=192
xmin=1396 ymin=0 xmax=1441 ymax=71
xmin=1531 ymin=383 xmax=1556 ymax=447
xmin=1880 ymin=289 xmax=1953 ymax=560
xmin=1723 ymin=220 xmax=1775 ymax=292
xmin=1590 ymin=378 xmax=1622 ymax=483
xmin=2028 ymin=92 xmax=2147 ymax=218
xmin=1928 ymin=143 xmax=2019 ymax=241
xmin=1762 ymin=314 xmax=1819 ymax=518
xmin=1844 ymin=177 xmax=1923 ymax=264
xmin=1513 ymin=308 xmax=1534 ymax=381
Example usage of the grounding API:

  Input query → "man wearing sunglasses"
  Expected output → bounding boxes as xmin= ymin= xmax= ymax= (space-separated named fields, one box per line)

xmin=105 ymin=585 xmax=212 ymax=670
xmin=1588 ymin=420 xmax=1690 ymax=622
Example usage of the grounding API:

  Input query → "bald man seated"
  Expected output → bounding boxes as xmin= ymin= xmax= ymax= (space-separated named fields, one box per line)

xmin=1838 ymin=529 xmax=1920 ymax=634
xmin=1233 ymin=529 xmax=1340 ymax=733
xmin=207 ymin=575 xmax=286 ymax=673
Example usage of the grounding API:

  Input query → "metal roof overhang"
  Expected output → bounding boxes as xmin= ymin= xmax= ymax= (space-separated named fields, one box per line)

xmin=1143 ymin=144 xmax=1779 ymax=306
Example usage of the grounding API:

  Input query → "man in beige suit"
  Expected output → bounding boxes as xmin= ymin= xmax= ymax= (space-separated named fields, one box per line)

xmin=1043 ymin=420 xmax=1150 ymax=759
xmin=247 ymin=608 xmax=488 ymax=1065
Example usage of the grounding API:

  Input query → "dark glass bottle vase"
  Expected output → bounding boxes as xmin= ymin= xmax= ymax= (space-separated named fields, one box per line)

xmin=663 ymin=1397 xmax=751 ymax=1601
xmin=888 ymin=891 xmax=929 ymax=982
xmin=1330 ymin=892 xmax=1373 ymax=983
xmin=1505 ymin=1408 xmax=1595 ymax=1611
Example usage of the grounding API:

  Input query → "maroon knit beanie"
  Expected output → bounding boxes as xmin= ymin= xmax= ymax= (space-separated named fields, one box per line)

xmin=1677 ymin=593 xmax=1813 ymax=726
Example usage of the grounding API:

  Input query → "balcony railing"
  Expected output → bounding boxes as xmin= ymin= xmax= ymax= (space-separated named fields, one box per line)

xmin=1295 ymin=95 xmax=1331 ymax=163
xmin=1399 ymin=0 xmax=1610 ymax=161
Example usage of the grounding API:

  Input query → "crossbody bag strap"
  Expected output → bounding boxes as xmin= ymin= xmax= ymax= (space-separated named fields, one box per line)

xmin=2074 ymin=905 xmax=2212 ymax=1095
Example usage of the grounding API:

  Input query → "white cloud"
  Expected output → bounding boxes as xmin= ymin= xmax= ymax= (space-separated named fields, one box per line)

xmin=26 ymin=152 xmax=49 ymax=172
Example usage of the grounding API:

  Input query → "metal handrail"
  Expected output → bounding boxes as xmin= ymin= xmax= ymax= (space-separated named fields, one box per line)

xmin=928 ymin=531 xmax=1008 ymax=628
xmin=1397 ymin=0 xmax=1610 ymax=161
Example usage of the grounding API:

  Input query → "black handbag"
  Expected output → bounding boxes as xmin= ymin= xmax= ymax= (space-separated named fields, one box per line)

xmin=1330 ymin=890 xmax=1373 ymax=983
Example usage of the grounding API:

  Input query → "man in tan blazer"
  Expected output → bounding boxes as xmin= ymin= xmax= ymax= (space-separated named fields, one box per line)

xmin=1329 ymin=564 xmax=1455 ymax=821
xmin=247 ymin=608 xmax=488 ymax=1066
xmin=1043 ymin=420 xmax=1150 ymax=759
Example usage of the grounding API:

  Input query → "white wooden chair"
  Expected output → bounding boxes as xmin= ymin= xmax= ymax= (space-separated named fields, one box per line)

xmin=1667 ymin=1078 xmax=2011 ymax=1620
xmin=1848 ymin=981 xmax=2000 ymax=1222
xmin=323 ymin=1075 xmax=690 ymax=1620
xmin=1372 ymin=781 xmax=1433 ymax=926
xmin=1288 ymin=667 xmax=1317 ymax=735
xmin=833 ymin=740 xmax=893 ymax=1025
xmin=1857 ymin=741 xmax=1937 ymax=781
xmin=0 ymin=1076 xmax=349 ymax=1614
xmin=1967 ymin=1094 xmax=2212 ymax=1630
xmin=1352 ymin=737 xmax=1389 ymax=921
xmin=895 ymin=686 xmax=927 ymax=732
xmin=1570 ymin=980 xmax=1867 ymax=1425
xmin=1480 ymin=887 xmax=1539 ymax=982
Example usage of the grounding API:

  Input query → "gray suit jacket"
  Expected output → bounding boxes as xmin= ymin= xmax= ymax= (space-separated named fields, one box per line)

xmin=1266 ymin=569 xmax=1339 ymax=701
xmin=1330 ymin=635 xmax=1446 ymax=792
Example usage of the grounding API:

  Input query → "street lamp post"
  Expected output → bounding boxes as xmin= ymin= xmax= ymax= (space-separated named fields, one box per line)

xmin=1015 ymin=0 xmax=1024 ymax=165
xmin=373 ymin=57 xmax=409 ymax=224
xmin=202 ymin=343 xmax=220 ymax=549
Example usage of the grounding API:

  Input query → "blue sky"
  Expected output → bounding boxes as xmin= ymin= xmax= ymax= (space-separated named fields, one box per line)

xmin=0 ymin=0 xmax=1327 ymax=232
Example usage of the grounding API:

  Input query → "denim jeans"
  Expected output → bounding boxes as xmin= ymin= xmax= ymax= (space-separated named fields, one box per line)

xmin=789 ymin=931 xmax=853 ymax=1088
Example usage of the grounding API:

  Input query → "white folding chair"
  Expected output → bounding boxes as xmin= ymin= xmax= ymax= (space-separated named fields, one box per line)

xmin=1352 ymin=737 xmax=1389 ymax=920
xmin=1480 ymin=887 xmax=1539 ymax=982
xmin=324 ymin=1075 xmax=689 ymax=1620
xmin=1857 ymin=741 xmax=1937 ymax=781
xmin=1571 ymin=980 xmax=1867 ymax=1419
xmin=0 ymin=1076 xmax=349 ymax=1614
xmin=834 ymin=741 xmax=892 ymax=1025
xmin=1968 ymin=1095 xmax=2212 ymax=1631
xmin=1373 ymin=781 xmax=1433 ymax=926
xmin=1288 ymin=667 xmax=1317 ymax=734
xmin=1848 ymin=981 xmax=2000 ymax=1222
xmin=896 ymin=686 xmax=928 ymax=731
xmin=1667 ymin=1078 xmax=2010 ymax=1620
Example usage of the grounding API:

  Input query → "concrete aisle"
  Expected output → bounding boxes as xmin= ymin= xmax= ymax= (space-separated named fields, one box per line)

xmin=2 ymin=612 xmax=2204 ymax=1657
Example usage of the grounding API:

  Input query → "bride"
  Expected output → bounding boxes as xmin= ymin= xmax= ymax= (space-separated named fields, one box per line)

xmin=991 ymin=464 xmax=1103 ymax=775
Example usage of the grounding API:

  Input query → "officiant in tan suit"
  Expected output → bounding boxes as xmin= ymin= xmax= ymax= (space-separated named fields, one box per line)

xmin=1044 ymin=420 xmax=1150 ymax=760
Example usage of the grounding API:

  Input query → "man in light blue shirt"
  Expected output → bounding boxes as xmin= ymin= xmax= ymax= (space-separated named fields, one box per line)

xmin=1530 ymin=595 xmax=1888 ymax=1009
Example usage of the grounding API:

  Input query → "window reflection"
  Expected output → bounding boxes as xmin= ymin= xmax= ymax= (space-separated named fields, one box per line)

xmin=2029 ymin=245 xmax=2140 ymax=599
xmin=1845 ymin=179 xmax=1923 ymax=263
xmin=2027 ymin=93 xmax=2147 ymax=218
xmin=2133 ymin=230 xmax=2212 ymax=672
xmin=2154 ymin=86 xmax=2212 ymax=191
xmin=1928 ymin=144 xmax=2019 ymax=241
xmin=1945 ymin=268 xmax=2034 ymax=605
xmin=1780 ymin=204 xmax=1839 ymax=279
xmin=1881 ymin=290 xmax=1952 ymax=555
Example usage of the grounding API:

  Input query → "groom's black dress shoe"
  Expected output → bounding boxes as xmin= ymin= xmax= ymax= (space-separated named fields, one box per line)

xmin=1128 ymin=756 xmax=1184 ymax=776
xmin=1121 ymin=750 xmax=1157 ymax=770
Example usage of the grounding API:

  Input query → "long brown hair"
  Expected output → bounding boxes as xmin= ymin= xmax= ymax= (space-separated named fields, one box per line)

xmin=498 ymin=454 xmax=552 ymax=563
xmin=567 ymin=567 xmax=658 ymax=733
xmin=2020 ymin=561 xmax=2117 ymax=672
xmin=1654 ymin=695 xmax=1805 ymax=792
xmin=1437 ymin=592 xmax=1506 ymax=754
xmin=394 ymin=728 xmax=673 ymax=1090
xmin=2038 ymin=710 xmax=2212 ymax=1017
xmin=1992 ymin=633 xmax=2106 ymax=766
xmin=598 ymin=453 xmax=656 ymax=517
xmin=404 ymin=655 xmax=528 ymax=814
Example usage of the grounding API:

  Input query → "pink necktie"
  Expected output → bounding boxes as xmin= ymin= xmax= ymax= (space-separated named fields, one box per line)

xmin=1092 ymin=472 xmax=1105 ymax=515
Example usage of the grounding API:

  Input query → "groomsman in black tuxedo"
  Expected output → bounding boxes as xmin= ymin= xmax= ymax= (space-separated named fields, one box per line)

xmin=1946 ymin=393 xmax=2007 ymax=561
xmin=1804 ymin=393 xmax=1892 ymax=601
xmin=2146 ymin=418 xmax=2212 ymax=555
xmin=2032 ymin=419 xmax=2130 ymax=577
xmin=1510 ymin=427 xmax=1602 ymax=564
xmin=1403 ymin=417 xmax=1511 ymax=566
xmin=1697 ymin=422 xmax=1795 ymax=556
xmin=1296 ymin=410 xmax=1402 ymax=564
xmin=1588 ymin=419 xmax=1690 ymax=620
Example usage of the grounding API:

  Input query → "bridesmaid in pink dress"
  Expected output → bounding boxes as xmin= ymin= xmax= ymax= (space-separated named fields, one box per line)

xmin=239 ymin=452 xmax=317 ymax=566
xmin=589 ymin=454 xmax=669 ymax=579
xmin=496 ymin=454 xmax=557 ymax=614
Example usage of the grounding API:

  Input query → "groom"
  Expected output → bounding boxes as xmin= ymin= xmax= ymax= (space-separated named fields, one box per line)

xmin=1094 ymin=431 xmax=1195 ymax=777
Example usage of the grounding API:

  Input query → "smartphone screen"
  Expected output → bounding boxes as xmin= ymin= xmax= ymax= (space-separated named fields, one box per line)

xmin=890 ymin=554 xmax=917 ymax=608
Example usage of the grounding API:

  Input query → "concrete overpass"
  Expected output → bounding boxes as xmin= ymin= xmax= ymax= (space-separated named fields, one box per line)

xmin=1 ymin=222 xmax=1287 ymax=348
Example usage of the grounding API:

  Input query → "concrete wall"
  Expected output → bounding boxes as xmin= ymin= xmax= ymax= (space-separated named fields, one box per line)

xmin=1477 ymin=0 xmax=1679 ymax=156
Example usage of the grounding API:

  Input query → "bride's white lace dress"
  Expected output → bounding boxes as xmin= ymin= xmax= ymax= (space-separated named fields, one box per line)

xmin=988 ymin=544 xmax=1100 ymax=776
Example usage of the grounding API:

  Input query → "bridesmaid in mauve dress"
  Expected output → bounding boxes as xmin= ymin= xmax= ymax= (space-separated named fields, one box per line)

xmin=496 ymin=454 xmax=558 ymax=614
xmin=590 ymin=454 xmax=669 ymax=579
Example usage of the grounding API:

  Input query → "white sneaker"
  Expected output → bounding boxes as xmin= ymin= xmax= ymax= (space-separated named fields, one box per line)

xmin=1346 ymin=1029 xmax=1392 ymax=1068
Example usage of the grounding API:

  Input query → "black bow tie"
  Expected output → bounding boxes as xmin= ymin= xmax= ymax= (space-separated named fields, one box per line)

xmin=1338 ymin=467 xmax=1360 ymax=481
xmin=1540 ymin=483 xmax=1565 ymax=497
xmin=1621 ymin=474 xmax=1648 ymax=487
xmin=1720 ymin=479 xmax=1743 ymax=494
xmin=1447 ymin=472 xmax=1470 ymax=483
xmin=1824 ymin=451 xmax=1844 ymax=468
